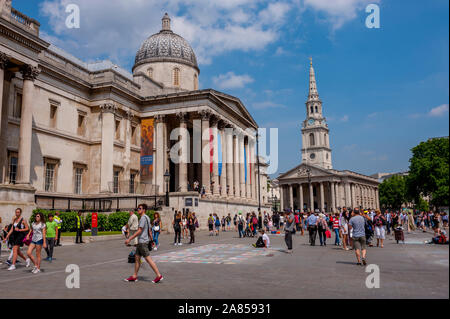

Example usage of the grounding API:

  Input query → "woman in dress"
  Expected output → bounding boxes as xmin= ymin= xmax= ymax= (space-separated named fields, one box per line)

xmin=339 ymin=211 xmax=350 ymax=251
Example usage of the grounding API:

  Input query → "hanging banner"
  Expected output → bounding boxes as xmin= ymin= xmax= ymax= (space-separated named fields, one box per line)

xmin=140 ymin=118 xmax=154 ymax=183
xmin=209 ymin=128 xmax=214 ymax=173
xmin=218 ymin=132 xmax=223 ymax=176
xmin=244 ymin=144 xmax=247 ymax=183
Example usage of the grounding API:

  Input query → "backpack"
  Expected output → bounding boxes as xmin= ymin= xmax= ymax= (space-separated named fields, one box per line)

xmin=365 ymin=220 xmax=373 ymax=233
xmin=215 ymin=218 xmax=221 ymax=226
xmin=252 ymin=217 xmax=258 ymax=225
xmin=238 ymin=217 xmax=244 ymax=226
xmin=208 ymin=217 xmax=214 ymax=225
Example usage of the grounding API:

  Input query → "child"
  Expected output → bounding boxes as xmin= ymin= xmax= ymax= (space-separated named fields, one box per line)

xmin=253 ymin=229 xmax=270 ymax=248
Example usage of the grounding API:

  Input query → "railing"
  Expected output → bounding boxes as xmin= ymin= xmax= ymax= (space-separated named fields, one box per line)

xmin=108 ymin=181 xmax=159 ymax=196
xmin=35 ymin=194 xmax=165 ymax=212
xmin=10 ymin=8 xmax=40 ymax=35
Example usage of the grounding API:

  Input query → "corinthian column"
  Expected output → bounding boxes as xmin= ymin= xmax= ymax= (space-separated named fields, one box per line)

xmin=17 ymin=64 xmax=40 ymax=185
xmin=200 ymin=110 xmax=211 ymax=195
xmin=233 ymin=134 xmax=240 ymax=198
xmin=225 ymin=124 xmax=234 ymax=197
xmin=0 ymin=52 xmax=8 ymax=135
xmin=100 ymin=103 xmax=116 ymax=192
xmin=238 ymin=130 xmax=245 ymax=198
xmin=177 ymin=112 xmax=189 ymax=193
xmin=210 ymin=115 xmax=220 ymax=196
xmin=218 ymin=120 xmax=227 ymax=197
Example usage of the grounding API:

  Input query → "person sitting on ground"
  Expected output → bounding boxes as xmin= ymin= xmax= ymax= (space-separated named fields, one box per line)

xmin=253 ymin=229 xmax=270 ymax=248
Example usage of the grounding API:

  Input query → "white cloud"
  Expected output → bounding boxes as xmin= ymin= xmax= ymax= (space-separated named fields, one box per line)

xmin=212 ymin=72 xmax=254 ymax=90
xmin=409 ymin=104 xmax=449 ymax=119
xmin=428 ymin=104 xmax=449 ymax=117
xmin=37 ymin=0 xmax=376 ymax=69
xmin=39 ymin=0 xmax=291 ymax=67
xmin=303 ymin=0 xmax=380 ymax=30
xmin=328 ymin=114 xmax=349 ymax=122
xmin=252 ymin=101 xmax=286 ymax=109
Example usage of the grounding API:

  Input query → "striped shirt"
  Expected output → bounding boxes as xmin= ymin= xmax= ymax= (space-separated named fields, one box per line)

xmin=333 ymin=218 xmax=340 ymax=229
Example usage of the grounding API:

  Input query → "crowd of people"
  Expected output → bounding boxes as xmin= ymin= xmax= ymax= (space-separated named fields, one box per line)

xmin=0 ymin=208 xmax=63 ymax=273
xmin=2 ymin=204 xmax=448 ymax=282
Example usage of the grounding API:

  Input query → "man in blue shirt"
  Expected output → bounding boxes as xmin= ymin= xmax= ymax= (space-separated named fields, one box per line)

xmin=306 ymin=212 xmax=319 ymax=246
xmin=349 ymin=208 xmax=367 ymax=266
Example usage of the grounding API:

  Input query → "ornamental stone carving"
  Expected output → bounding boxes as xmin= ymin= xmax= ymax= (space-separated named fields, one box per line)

xmin=100 ymin=103 xmax=117 ymax=114
xmin=0 ymin=52 xmax=9 ymax=70
xmin=155 ymin=114 xmax=166 ymax=123
xmin=297 ymin=167 xmax=311 ymax=177
xmin=21 ymin=64 xmax=40 ymax=81
xmin=176 ymin=111 xmax=189 ymax=123
xmin=199 ymin=109 xmax=212 ymax=121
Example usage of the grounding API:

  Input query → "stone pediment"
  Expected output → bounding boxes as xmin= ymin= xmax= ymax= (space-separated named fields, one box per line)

xmin=278 ymin=163 xmax=334 ymax=180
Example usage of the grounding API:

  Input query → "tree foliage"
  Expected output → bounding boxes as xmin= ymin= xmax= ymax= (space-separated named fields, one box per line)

xmin=379 ymin=175 xmax=407 ymax=210
xmin=407 ymin=137 xmax=449 ymax=208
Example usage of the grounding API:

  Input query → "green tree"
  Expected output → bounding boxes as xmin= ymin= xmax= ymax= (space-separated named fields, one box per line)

xmin=407 ymin=137 xmax=449 ymax=209
xmin=379 ymin=175 xmax=407 ymax=210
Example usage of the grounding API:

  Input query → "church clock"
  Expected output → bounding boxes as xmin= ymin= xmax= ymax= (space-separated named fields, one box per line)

xmin=308 ymin=119 xmax=315 ymax=126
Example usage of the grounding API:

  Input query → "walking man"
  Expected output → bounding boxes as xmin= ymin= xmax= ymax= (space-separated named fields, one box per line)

xmin=306 ymin=212 xmax=318 ymax=246
xmin=124 ymin=204 xmax=163 ymax=283
xmin=349 ymin=208 xmax=368 ymax=266
xmin=284 ymin=211 xmax=295 ymax=253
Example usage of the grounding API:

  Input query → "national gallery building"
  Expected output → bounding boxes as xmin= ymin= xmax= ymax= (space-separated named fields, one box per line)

xmin=0 ymin=1 xmax=270 ymax=226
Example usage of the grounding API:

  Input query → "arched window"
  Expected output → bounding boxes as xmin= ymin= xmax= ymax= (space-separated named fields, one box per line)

xmin=173 ymin=68 xmax=180 ymax=86
xmin=310 ymin=106 xmax=314 ymax=113
xmin=324 ymin=134 xmax=327 ymax=146
xmin=194 ymin=73 xmax=198 ymax=90
xmin=147 ymin=68 xmax=153 ymax=79
xmin=315 ymin=106 xmax=318 ymax=113
xmin=309 ymin=133 xmax=315 ymax=146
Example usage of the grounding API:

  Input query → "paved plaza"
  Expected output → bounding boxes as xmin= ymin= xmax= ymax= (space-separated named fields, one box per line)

xmin=0 ymin=229 xmax=448 ymax=299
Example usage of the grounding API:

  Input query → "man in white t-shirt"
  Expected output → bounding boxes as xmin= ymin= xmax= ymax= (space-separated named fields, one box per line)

xmin=253 ymin=229 xmax=270 ymax=248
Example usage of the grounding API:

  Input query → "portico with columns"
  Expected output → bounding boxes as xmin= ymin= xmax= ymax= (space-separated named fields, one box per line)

xmin=0 ymin=3 xmax=269 ymax=229
xmin=277 ymin=59 xmax=379 ymax=212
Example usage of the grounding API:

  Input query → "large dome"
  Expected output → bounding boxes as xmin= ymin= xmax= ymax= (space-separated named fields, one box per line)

xmin=133 ymin=13 xmax=199 ymax=73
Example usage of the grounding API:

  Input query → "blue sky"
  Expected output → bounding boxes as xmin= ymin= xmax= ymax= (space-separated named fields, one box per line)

xmin=13 ymin=0 xmax=449 ymax=178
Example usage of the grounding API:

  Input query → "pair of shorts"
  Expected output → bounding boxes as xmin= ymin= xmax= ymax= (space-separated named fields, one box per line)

xmin=375 ymin=226 xmax=386 ymax=239
xmin=208 ymin=224 xmax=213 ymax=231
xmin=341 ymin=224 xmax=348 ymax=235
xmin=135 ymin=243 xmax=150 ymax=258
xmin=32 ymin=239 xmax=44 ymax=246
xmin=353 ymin=236 xmax=366 ymax=251
xmin=215 ymin=225 xmax=220 ymax=230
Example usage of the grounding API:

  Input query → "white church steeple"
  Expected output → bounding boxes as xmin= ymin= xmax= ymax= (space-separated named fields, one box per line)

xmin=301 ymin=58 xmax=333 ymax=169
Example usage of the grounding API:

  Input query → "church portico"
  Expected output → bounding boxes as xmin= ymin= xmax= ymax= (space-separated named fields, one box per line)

xmin=277 ymin=59 xmax=379 ymax=212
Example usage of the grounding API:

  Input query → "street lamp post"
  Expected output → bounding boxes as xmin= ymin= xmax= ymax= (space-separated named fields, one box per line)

xmin=164 ymin=169 xmax=170 ymax=207
xmin=307 ymin=168 xmax=312 ymax=212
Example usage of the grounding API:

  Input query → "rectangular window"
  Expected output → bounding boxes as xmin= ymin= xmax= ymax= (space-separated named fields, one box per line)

xmin=8 ymin=152 xmax=18 ymax=184
xmin=74 ymin=167 xmax=83 ymax=194
xmin=45 ymin=163 xmax=56 ymax=192
xmin=77 ymin=113 xmax=86 ymax=136
xmin=113 ymin=170 xmax=120 ymax=194
xmin=50 ymin=104 xmax=58 ymax=128
xmin=13 ymin=93 xmax=22 ymax=119
xmin=129 ymin=173 xmax=136 ymax=194
xmin=115 ymin=120 xmax=121 ymax=140
xmin=131 ymin=125 xmax=137 ymax=145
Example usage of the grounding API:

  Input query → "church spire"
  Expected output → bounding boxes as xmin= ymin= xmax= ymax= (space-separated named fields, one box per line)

xmin=308 ymin=57 xmax=319 ymax=101
xmin=162 ymin=13 xmax=171 ymax=31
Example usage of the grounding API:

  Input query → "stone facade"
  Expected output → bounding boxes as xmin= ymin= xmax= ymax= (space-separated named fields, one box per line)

xmin=0 ymin=4 xmax=269 ymax=229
